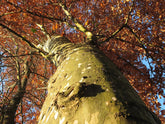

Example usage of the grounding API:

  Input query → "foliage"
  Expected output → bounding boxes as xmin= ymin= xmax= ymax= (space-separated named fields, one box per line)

xmin=0 ymin=0 xmax=164 ymax=123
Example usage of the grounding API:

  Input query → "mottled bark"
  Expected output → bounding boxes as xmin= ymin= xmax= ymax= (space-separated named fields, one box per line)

xmin=38 ymin=35 xmax=161 ymax=124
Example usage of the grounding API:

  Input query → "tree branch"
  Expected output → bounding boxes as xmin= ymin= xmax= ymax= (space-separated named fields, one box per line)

xmin=57 ymin=1 xmax=93 ymax=42
xmin=0 ymin=23 xmax=49 ymax=59
xmin=0 ymin=11 xmax=21 ymax=18
xmin=31 ymin=71 xmax=49 ymax=80
xmin=6 ymin=1 xmax=63 ymax=22
xmin=125 ymin=0 xmax=135 ymax=25
xmin=99 ymin=24 xmax=126 ymax=44
xmin=125 ymin=24 xmax=164 ymax=70
xmin=0 ymin=23 xmax=37 ymax=48
xmin=0 ymin=53 xmax=40 ymax=59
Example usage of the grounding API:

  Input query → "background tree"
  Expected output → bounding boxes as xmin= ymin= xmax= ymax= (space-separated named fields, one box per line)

xmin=0 ymin=0 xmax=164 ymax=123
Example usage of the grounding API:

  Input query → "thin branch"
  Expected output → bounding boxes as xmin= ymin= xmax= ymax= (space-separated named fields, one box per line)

xmin=24 ymin=92 xmax=43 ymax=108
xmin=98 ymin=0 xmax=134 ymax=44
xmin=31 ymin=72 xmax=49 ymax=80
xmin=0 ymin=43 xmax=17 ymax=61
xmin=0 ymin=53 xmax=40 ymax=59
xmin=24 ymin=96 xmax=42 ymax=109
xmin=21 ymin=100 xmax=24 ymax=124
xmin=26 ymin=10 xmax=63 ymax=22
xmin=0 ymin=23 xmax=49 ymax=59
xmin=125 ymin=0 xmax=135 ymax=25
xmin=6 ymin=1 xmax=64 ymax=22
xmin=99 ymin=24 xmax=126 ymax=44
xmin=36 ymin=87 xmax=47 ymax=90
xmin=125 ymin=24 xmax=164 ymax=70
xmin=114 ymin=37 xmax=143 ymax=48
xmin=125 ymin=24 xmax=146 ymax=46
xmin=0 ymin=65 xmax=15 ymax=67
xmin=36 ymin=23 xmax=50 ymax=40
xmin=0 ymin=11 xmax=21 ymax=18
xmin=15 ymin=57 xmax=21 ymax=89
xmin=0 ymin=23 xmax=37 ymax=49
xmin=21 ymin=60 xmax=31 ymax=89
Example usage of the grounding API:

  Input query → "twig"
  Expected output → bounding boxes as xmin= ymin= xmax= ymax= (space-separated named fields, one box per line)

xmin=125 ymin=0 xmax=135 ymax=25
xmin=36 ymin=23 xmax=50 ymax=40
xmin=0 ymin=53 xmax=40 ymax=58
xmin=100 ymin=24 xmax=126 ymax=44
xmin=6 ymin=1 xmax=63 ymax=22
xmin=0 ymin=11 xmax=21 ymax=18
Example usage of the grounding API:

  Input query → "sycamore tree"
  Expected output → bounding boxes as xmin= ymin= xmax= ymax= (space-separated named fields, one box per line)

xmin=0 ymin=0 xmax=164 ymax=123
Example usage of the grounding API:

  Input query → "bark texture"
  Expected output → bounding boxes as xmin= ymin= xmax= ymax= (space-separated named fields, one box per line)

xmin=38 ymin=35 xmax=161 ymax=124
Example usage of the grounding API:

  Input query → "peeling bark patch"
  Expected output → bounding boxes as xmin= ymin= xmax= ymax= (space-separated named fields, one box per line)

xmin=78 ymin=83 xmax=105 ymax=97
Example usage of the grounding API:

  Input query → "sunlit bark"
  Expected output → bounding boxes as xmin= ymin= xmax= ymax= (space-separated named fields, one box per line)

xmin=38 ymin=35 xmax=160 ymax=124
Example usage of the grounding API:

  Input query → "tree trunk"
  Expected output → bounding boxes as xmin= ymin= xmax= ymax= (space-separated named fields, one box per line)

xmin=38 ymin=35 xmax=161 ymax=124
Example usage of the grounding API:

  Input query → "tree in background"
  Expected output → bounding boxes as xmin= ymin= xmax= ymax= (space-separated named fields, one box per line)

xmin=0 ymin=0 xmax=164 ymax=123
